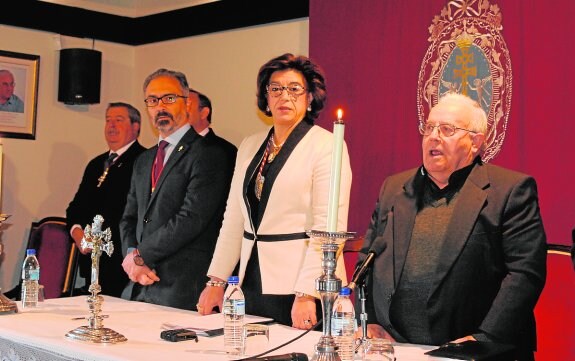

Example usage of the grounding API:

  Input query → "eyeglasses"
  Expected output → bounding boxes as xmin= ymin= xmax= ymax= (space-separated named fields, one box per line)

xmin=418 ymin=122 xmax=476 ymax=137
xmin=266 ymin=83 xmax=306 ymax=98
xmin=144 ymin=94 xmax=187 ymax=107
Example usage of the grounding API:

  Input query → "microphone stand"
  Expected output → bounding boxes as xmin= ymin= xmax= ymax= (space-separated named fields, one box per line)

xmin=357 ymin=283 xmax=368 ymax=356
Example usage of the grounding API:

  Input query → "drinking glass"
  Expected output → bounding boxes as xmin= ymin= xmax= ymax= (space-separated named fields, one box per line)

xmin=242 ymin=324 xmax=269 ymax=356
xmin=363 ymin=338 xmax=395 ymax=361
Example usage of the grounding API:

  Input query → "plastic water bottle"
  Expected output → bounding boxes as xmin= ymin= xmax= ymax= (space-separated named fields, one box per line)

xmin=332 ymin=287 xmax=356 ymax=361
xmin=223 ymin=276 xmax=245 ymax=357
xmin=21 ymin=249 xmax=40 ymax=308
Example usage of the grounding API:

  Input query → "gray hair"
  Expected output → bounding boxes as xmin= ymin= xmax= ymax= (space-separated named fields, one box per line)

xmin=437 ymin=93 xmax=488 ymax=134
xmin=142 ymin=69 xmax=189 ymax=97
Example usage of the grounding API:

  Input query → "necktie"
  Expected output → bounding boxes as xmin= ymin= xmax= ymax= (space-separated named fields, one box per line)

xmin=104 ymin=152 xmax=118 ymax=170
xmin=153 ymin=141 xmax=169 ymax=186
xmin=98 ymin=152 xmax=118 ymax=187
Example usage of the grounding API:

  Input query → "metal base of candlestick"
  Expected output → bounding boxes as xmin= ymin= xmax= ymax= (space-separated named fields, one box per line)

xmin=65 ymin=294 xmax=126 ymax=344
xmin=307 ymin=230 xmax=356 ymax=361
xmin=0 ymin=289 xmax=17 ymax=314
xmin=66 ymin=325 xmax=127 ymax=344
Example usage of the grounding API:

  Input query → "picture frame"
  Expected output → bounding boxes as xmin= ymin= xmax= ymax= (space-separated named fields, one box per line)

xmin=0 ymin=50 xmax=40 ymax=140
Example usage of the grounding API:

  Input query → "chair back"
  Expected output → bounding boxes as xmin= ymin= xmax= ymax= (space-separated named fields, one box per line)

xmin=342 ymin=236 xmax=365 ymax=287
xmin=26 ymin=217 xmax=77 ymax=299
xmin=534 ymin=244 xmax=575 ymax=360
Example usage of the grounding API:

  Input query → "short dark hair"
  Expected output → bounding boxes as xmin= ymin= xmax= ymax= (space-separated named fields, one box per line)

xmin=256 ymin=53 xmax=327 ymax=123
xmin=189 ymin=88 xmax=212 ymax=123
xmin=107 ymin=102 xmax=141 ymax=135
xmin=142 ymin=68 xmax=189 ymax=97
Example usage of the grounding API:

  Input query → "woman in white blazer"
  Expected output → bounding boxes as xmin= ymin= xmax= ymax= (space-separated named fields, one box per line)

xmin=197 ymin=53 xmax=352 ymax=329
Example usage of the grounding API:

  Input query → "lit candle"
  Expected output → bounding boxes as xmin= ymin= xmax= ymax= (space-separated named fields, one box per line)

xmin=326 ymin=109 xmax=345 ymax=232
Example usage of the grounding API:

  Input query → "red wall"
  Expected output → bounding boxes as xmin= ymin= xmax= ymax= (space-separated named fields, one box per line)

xmin=310 ymin=0 xmax=575 ymax=246
xmin=309 ymin=1 xmax=575 ymax=359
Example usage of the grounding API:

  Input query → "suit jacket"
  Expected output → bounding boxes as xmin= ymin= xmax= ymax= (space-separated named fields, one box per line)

xmin=360 ymin=161 xmax=546 ymax=356
xmin=120 ymin=127 xmax=233 ymax=310
xmin=66 ymin=141 xmax=146 ymax=297
xmin=204 ymin=128 xmax=237 ymax=184
xmin=208 ymin=122 xmax=352 ymax=297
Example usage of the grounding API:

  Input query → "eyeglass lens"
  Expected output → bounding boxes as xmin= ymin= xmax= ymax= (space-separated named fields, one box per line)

xmin=420 ymin=123 xmax=457 ymax=137
xmin=267 ymin=83 xmax=306 ymax=97
xmin=145 ymin=94 xmax=183 ymax=107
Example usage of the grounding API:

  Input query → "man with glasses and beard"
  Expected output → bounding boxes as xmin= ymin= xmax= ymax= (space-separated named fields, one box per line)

xmin=358 ymin=93 xmax=546 ymax=360
xmin=120 ymin=69 xmax=233 ymax=311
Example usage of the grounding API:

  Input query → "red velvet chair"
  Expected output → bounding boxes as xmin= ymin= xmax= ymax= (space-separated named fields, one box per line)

xmin=534 ymin=244 xmax=575 ymax=361
xmin=9 ymin=217 xmax=78 ymax=300
xmin=342 ymin=236 xmax=364 ymax=286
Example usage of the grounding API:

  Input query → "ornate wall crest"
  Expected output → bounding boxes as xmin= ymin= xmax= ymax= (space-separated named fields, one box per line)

xmin=417 ymin=0 xmax=512 ymax=162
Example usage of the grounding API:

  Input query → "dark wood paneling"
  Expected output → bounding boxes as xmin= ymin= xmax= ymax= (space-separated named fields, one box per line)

xmin=0 ymin=0 xmax=309 ymax=45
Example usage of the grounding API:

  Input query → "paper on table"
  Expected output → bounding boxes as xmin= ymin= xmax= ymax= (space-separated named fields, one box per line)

xmin=162 ymin=313 xmax=274 ymax=337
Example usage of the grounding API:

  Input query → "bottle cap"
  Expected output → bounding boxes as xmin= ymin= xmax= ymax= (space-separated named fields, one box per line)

xmin=339 ymin=287 xmax=351 ymax=296
xmin=26 ymin=249 xmax=36 ymax=256
xmin=227 ymin=275 xmax=239 ymax=284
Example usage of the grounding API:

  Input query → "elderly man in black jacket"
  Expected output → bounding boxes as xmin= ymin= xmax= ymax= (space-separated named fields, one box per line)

xmin=359 ymin=93 xmax=546 ymax=360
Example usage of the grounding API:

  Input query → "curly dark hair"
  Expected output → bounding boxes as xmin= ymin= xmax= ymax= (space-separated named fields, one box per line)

xmin=256 ymin=53 xmax=327 ymax=123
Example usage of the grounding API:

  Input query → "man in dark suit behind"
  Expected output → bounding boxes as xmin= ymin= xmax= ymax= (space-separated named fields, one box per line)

xmin=67 ymin=102 xmax=146 ymax=297
xmin=359 ymin=93 xmax=546 ymax=360
xmin=187 ymin=88 xmax=237 ymax=185
xmin=120 ymin=69 xmax=233 ymax=310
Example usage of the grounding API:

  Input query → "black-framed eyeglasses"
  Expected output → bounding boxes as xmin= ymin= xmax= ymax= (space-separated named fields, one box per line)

xmin=418 ymin=122 xmax=476 ymax=137
xmin=266 ymin=83 xmax=307 ymax=98
xmin=144 ymin=94 xmax=187 ymax=107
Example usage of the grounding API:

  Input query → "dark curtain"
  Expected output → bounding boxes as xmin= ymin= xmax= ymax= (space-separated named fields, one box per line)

xmin=310 ymin=0 xmax=574 ymax=246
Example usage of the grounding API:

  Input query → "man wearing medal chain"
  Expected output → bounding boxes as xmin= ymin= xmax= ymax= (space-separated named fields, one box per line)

xmin=197 ymin=54 xmax=352 ymax=329
xmin=120 ymin=69 xmax=232 ymax=310
xmin=67 ymin=102 xmax=145 ymax=297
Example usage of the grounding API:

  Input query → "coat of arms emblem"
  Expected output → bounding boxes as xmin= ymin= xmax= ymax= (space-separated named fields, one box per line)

xmin=417 ymin=0 xmax=512 ymax=162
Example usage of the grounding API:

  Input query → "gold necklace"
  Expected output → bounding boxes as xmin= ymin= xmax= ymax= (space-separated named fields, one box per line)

xmin=267 ymin=133 xmax=285 ymax=163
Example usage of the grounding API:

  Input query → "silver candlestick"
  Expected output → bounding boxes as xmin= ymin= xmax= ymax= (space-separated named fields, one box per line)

xmin=66 ymin=215 xmax=127 ymax=343
xmin=307 ymin=230 xmax=355 ymax=361
xmin=0 ymin=214 xmax=17 ymax=314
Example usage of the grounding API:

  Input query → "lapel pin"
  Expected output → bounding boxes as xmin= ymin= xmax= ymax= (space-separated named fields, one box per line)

xmin=178 ymin=146 xmax=184 ymax=152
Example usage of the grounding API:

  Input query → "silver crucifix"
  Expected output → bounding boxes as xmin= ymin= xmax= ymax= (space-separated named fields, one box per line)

xmin=66 ymin=214 xmax=127 ymax=343
xmin=81 ymin=214 xmax=113 ymax=295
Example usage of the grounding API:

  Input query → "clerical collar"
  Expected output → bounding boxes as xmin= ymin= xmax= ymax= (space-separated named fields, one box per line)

xmin=421 ymin=156 xmax=481 ymax=200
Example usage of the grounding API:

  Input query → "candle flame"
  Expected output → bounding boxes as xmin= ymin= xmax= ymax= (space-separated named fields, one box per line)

xmin=337 ymin=109 xmax=343 ymax=120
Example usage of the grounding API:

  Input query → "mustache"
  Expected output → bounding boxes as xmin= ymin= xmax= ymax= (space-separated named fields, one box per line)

xmin=155 ymin=111 xmax=174 ymax=124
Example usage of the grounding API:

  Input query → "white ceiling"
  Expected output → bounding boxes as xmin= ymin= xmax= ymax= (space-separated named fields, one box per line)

xmin=39 ymin=0 xmax=220 ymax=17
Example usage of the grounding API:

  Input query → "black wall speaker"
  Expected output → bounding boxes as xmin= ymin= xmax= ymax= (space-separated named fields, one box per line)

xmin=58 ymin=48 xmax=102 ymax=105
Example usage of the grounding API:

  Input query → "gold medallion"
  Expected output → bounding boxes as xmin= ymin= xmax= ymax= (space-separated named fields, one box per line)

xmin=255 ymin=173 xmax=265 ymax=200
xmin=267 ymin=151 xmax=276 ymax=163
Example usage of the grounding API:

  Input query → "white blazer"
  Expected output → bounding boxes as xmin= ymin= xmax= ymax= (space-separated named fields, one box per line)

xmin=208 ymin=123 xmax=352 ymax=296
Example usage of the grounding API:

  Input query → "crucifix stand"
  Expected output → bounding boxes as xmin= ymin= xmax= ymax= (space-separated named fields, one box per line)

xmin=65 ymin=215 xmax=127 ymax=343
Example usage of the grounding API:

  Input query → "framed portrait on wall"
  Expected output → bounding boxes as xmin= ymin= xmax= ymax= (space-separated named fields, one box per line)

xmin=0 ymin=50 xmax=40 ymax=140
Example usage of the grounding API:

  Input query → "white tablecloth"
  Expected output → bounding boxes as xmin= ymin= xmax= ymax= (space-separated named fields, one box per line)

xmin=0 ymin=296 xmax=448 ymax=361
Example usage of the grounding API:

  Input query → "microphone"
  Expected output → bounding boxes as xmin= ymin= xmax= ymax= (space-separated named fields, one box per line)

xmin=240 ymin=352 xmax=309 ymax=361
xmin=347 ymin=236 xmax=387 ymax=290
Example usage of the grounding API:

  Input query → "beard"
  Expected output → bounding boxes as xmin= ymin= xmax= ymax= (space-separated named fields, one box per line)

xmin=155 ymin=111 xmax=174 ymax=128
